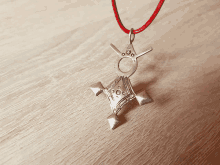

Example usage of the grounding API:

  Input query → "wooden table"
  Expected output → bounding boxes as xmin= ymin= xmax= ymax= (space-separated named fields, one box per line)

xmin=1 ymin=0 xmax=220 ymax=164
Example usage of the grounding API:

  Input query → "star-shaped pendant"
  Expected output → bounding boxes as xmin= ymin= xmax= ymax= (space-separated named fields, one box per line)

xmin=90 ymin=28 xmax=153 ymax=129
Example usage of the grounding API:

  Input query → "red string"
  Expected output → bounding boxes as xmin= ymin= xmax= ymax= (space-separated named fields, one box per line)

xmin=111 ymin=0 xmax=165 ymax=34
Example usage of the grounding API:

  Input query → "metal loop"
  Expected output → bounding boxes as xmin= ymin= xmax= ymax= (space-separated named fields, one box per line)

xmin=129 ymin=28 xmax=135 ymax=44
xmin=116 ymin=57 xmax=137 ymax=77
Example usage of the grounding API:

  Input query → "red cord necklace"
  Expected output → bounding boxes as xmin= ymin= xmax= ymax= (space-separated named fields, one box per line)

xmin=112 ymin=0 xmax=165 ymax=34
xmin=90 ymin=0 xmax=165 ymax=130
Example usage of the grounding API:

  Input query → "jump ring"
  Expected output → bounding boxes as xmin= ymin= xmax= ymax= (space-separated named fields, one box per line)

xmin=129 ymin=28 xmax=135 ymax=44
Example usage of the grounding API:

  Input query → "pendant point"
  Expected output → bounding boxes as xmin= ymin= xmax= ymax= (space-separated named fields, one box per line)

xmin=90 ymin=82 xmax=104 ymax=96
xmin=135 ymin=90 xmax=152 ymax=105
xmin=107 ymin=113 xmax=120 ymax=130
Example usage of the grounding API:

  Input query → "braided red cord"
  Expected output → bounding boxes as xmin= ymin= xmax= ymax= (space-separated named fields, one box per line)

xmin=111 ymin=0 xmax=165 ymax=34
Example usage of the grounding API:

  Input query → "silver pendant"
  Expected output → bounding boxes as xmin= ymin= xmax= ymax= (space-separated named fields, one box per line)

xmin=90 ymin=29 xmax=153 ymax=129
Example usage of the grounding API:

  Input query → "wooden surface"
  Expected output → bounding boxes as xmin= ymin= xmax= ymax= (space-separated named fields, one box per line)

xmin=1 ymin=0 xmax=220 ymax=164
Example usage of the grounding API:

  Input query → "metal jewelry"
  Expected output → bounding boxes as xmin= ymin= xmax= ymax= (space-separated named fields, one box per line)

xmin=90 ymin=29 xmax=152 ymax=129
xmin=90 ymin=0 xmax=165 ymax=129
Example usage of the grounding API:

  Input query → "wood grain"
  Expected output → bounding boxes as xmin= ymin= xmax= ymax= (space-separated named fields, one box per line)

xmin=1 ymin=0 xmax=220 ymax=164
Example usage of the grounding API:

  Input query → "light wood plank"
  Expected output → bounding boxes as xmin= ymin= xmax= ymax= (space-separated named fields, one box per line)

xmin=1 ymin=0 xmax=220 ymax=164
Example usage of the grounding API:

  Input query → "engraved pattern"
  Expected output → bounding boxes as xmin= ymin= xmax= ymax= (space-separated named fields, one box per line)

xmin=104 ymin=76 xmax=136 ymax=113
